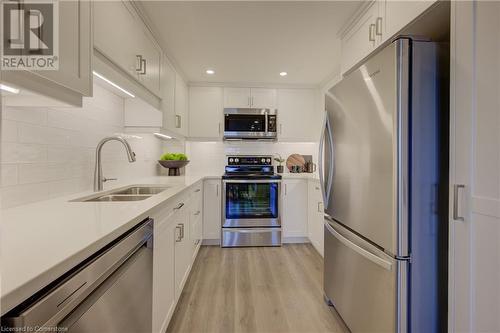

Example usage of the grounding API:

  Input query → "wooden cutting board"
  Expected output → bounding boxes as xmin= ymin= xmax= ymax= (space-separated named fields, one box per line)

xmin=286 ymin=154 xmax=306 ymax=172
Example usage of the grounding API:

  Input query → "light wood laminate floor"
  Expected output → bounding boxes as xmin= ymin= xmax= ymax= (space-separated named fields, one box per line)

xmin=167 ymin=244 xmax=347 ymax=333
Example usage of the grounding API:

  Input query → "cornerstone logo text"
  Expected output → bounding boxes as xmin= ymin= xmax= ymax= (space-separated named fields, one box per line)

xmin=1 ymin=1 xmax=59 ymax=70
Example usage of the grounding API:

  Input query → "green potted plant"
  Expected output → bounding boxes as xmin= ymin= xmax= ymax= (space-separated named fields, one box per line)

xmin=158 ymin=152 xmax=189 ymax=176
xmin=274 ymin=154 xmax=285 ymax=173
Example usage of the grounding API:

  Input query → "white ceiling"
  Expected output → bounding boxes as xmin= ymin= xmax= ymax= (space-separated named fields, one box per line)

xmin=140 ymin=1 xmax=362 ymax=87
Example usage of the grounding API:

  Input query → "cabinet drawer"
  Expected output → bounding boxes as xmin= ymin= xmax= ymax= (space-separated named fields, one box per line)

xmin=221 ymin=228 xmax=281 ymax=247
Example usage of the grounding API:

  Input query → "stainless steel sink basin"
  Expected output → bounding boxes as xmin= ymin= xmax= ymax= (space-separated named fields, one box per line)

xmin=113 ymin=186 xmax=168 ymax=195
xmin=71 ymin=185 xmax=170 ymax=202
xmin=84 ymin=194 xmax=152 ymax=202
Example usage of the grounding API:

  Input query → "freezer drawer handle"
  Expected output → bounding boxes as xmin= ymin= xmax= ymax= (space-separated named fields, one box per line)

xmin=453 ymin=184 xmax=465 ymax=221
xmin=325 ymin=222 xmax=393 ymax=271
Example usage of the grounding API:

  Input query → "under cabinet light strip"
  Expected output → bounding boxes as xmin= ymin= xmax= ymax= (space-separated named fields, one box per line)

xmin=0 ymin=84 xmax=20 ymax=94
xmin=92 ymin=71 xmax=135 ymax=98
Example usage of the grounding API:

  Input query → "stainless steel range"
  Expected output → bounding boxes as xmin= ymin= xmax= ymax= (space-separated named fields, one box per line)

xmin=221 ymin=156 xmax=282 ymax=247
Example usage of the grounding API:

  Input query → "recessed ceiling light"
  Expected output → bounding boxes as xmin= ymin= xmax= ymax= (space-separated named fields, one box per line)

xmin=279 ymin=72 xmax=288 ymax=77
xmin=206 ymin=69 xmax=215 ymax=75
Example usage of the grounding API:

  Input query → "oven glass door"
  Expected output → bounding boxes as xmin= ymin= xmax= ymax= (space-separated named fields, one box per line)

xmin=224 ymin=114 xmax=266 ymax=133
xmin=224 ymin=181 xmax=280 ymax=227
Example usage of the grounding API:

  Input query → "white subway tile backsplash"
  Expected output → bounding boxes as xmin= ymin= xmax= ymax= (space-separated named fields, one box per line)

xmin=1 ymin=119 xmax=18 ymax=142
xmin=1 ymin=164 xmax=18 ymax=187
xmin=1 ymin=84 xmax=163 ymax=209
xmin=2 ymin=106 xmax=48 ymax=125
xmin=1 ymin=142 xmax=47 ymax=163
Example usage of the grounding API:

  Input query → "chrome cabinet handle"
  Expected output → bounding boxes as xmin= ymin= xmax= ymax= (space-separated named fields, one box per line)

xmin=174 ymin=202 xmax=185 ymax=210
xmin=102 ymin=177 xmax=117 ymax=183
xmin=369 ymin=23 xmax=376 ymax=42
xmin=375 ymin=17 xmax=383 ymax=36
xmin=194 ymin=210 xmax=201 ymax=216
xmin=194 ymin=189 xmax=201 ymax=193
xmin=135 ymin=55 xmax=143 ymax=73
xmin=317 ymin=202 xmax=322 ymax=212
xmin=453 ymin=184 xmax=465 ymax=221
xmin=175 ymin=115 xmax=181 ymax=128
xmin=251 ymin=96 xmax=254 ymax=106
xmin=175 ymin=225 xmax=182 ymax=242
xmin=140 ymin=59 xmax=146 ymax=75
xmin=284 ymin=183 xmax=287 ymax=196
xmin=180 ymin=224 xmax=185 ymax=239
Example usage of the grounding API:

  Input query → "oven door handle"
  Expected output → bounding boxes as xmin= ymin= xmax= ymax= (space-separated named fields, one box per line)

xmin=222 ymin=179 xmax=281 ymax=184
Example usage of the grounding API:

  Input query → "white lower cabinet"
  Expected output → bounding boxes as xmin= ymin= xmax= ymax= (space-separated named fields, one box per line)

xmin=281 ymin=179 xmax=308 ymax=239
xmin=307 ymin=180 xmax=324 ymax=256
xmin=151 ymin=181 xmax=203 ymax=333
xmin=203 ymin=179 xmax=222 ymax=243
xmin=153 ymin=207 xmax=176 ymax=333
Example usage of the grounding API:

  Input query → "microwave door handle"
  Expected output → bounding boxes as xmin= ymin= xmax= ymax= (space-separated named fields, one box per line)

xmin=265 ymin=112 xmax=269 ymax=134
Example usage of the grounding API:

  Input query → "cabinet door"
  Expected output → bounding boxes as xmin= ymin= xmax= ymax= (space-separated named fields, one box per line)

xmin=174 ymin=206 xmax=191 ymax=300
xmin=94 ymin=1 xmax=140 ymax=79
xmin=282 ymin=179 xmax=308 ymax=238
xmin=383 ymin=0 xmax=436 ymax=40
xmin=223 ymin=87 xmax=251 ymax=108
xmin=137 ymin=32 xmax=162 ymax=97
xmin=189 ymin=87 xmax=223 ymax=138
xmin=203 ymin=179 xmax=221 ymax=242
xmin=174 ymin=73 xmax=189 ymax=136
xmin=307 ymin=180 xmax=324 ymax=256
xmin=250 ymin=88 xmax=276 ymax=108
xmin=2 ymin=0 xmax=92 ymax=105
xmin=340 ymin=1 xmax=379 ymax=75
xmin=277 ymin=89 xmax=318 ymax=141
xmin=450 ymin=2 xmax=500 ymax=332
xmin=153 ymin=214 xmax=176 ymax=333
xmin=160 ymin=56 xmax=177 ymax=132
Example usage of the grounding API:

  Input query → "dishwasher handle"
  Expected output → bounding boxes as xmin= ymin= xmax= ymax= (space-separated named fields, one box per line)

xmin=1 ymin=218 xmax=153 ymax=330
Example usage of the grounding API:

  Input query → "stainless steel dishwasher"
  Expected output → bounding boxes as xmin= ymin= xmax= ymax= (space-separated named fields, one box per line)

xmin=1 ymin=218 xmax=154 ymax=333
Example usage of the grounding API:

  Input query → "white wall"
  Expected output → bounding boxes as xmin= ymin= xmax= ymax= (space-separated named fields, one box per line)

xmin=0 ymin=84 xmax=171 ymax=209
xmin=185 ymin=141 xmax=319 ymax=178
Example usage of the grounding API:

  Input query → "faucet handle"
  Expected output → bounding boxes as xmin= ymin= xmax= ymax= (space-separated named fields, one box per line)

xmin=103 ymin=177 xmax=117 ymax=183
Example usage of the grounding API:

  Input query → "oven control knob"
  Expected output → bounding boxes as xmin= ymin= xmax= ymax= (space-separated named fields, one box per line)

xmin=234 ymin=158 xmax=239 ymax=163
xmin=261 ymin=158 xmax=265 ymax=163
xmin=229 ymin=158 xmax=234 ymax=163
xmin=266 ymin=158 xmax=271 ymax=163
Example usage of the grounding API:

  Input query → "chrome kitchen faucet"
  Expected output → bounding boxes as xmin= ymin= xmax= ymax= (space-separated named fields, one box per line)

xmin=94 ymin=136 xmax=136 ymax=191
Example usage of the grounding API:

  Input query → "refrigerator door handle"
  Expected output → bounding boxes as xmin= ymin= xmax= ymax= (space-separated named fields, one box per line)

xmin=325 ymin=112 xmax=334 ymax=207
xmin=318 ymin=110 xmax=328 ymax=207
xmin=325 ymin=222 xmax=393 ymax=271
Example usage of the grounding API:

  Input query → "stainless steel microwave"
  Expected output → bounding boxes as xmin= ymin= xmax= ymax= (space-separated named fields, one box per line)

xmin=223 ymin=108 xmax=277 ymax=140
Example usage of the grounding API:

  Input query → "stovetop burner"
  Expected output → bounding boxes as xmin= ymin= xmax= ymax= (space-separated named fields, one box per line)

xmin=223 ymin=155 xmax=282 ymax=179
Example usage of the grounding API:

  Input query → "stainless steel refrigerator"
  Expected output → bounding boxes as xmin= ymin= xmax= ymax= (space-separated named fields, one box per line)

xmin=321 ymin=38 xmax=446 ymax=332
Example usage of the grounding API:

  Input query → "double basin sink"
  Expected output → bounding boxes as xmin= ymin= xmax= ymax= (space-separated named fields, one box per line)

xmin=73 ymin=185 xmax=170 ymax=202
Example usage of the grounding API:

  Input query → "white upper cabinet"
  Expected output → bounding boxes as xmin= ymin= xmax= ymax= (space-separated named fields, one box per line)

xmin=383 ymin=1 xmax=436 ymax=39
xmin=189 ymin=87 xmax=223 ymax=138
xmin=223 ymin=87 xmax=276 ymax=109
xmin=93 ymin=1 xmax=161 ymax=97
xmin=340 ymin=0 xmax=437 ymax=75
xmin=277 ymin=89 xmax=319 ymax=142
xmin=174 ymin=73 xmax=189 ymax=137
xmin=223 ymin=87 xmax=251 ymax=108
xmin=2 ymin=0 xmax=92 ymax=106
xmin=250 ymin=88 xmax=277 ymax=109
xmin=160 ymin=56 xmax=178 ymax=133
xmin=340 ymin=0 xmax=381 ymax=75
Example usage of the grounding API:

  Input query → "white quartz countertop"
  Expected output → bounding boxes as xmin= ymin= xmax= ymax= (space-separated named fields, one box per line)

xmin=0 ymin=175 xmax=219 ymax=315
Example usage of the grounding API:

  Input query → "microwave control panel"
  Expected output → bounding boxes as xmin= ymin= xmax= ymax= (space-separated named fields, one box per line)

xmin=268 ymin=115 xmax=277 ymax=133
